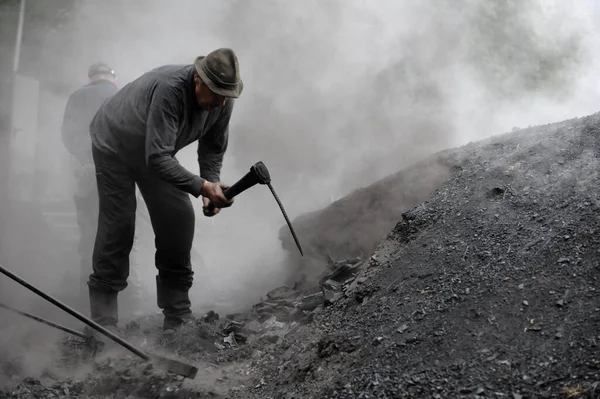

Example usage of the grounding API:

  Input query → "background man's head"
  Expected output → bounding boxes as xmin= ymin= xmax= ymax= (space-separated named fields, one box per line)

xmin=88 ymin=62 xmax=116 ymax=83
xmin=193 ymin=48 xmax=243 ymax=111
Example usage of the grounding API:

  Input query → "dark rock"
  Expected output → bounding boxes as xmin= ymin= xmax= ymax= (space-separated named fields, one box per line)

xmin=321 ymin=279 xmax=342 ymax=291
xmin=202 ymin=310 xmax=220 ymax=323
xmin=487 ymin=187 xmax=505 ymax=198
xmin=223 ymin=320 xmax=245 ymax=334
xmin=267 ymin=286 xmax=298 ymax=301
xmin=323 ymin=289 xmax=343 ymax=304
xmin=397 ymin=324 xmax=409 ymax=334
xmin=405 ymin=335 xmax=420 ymax=344
xmin=296 ymin=292 xmax=325 ymax=311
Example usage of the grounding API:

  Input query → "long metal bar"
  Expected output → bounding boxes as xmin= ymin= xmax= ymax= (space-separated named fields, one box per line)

xmin=0 ymin=264 xmax=199 ymax=378
xmin=267 ymin=183 xmax=304 ymax=256
xmin=0 ymin=302 xmax=87 ymax=339
xmin=0 ymin=263 xmax=149 ymax=361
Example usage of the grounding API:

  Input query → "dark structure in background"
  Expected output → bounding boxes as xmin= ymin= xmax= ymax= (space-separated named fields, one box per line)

xmin=0 ymin=0 xmax=78 ymax=208
xmin=0 ymin=1 xmax=19 ymax=230
xmin=0 ymin=0 xmax=83 ymax=306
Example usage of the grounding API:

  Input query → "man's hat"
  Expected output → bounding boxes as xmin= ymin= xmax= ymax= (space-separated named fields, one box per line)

xmin=88 ymin=62 xmax=115 ymax=78
xmin=194 ymin=48 xmax=243 ymax=98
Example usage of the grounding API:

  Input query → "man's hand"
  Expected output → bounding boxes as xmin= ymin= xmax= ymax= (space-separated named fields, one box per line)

xmin=201 ymin=181 xmax=233 ymax=216
xmin=202 ymin=197 xmax=219 ymax=216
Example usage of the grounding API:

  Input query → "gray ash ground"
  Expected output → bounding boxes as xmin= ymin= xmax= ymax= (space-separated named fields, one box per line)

xmin=3 ymin=113 xmax=600 ymax=398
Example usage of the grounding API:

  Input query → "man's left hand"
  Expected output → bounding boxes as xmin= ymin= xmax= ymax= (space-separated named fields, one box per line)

xmin=202 ymin=197 xmax=221 ymax=217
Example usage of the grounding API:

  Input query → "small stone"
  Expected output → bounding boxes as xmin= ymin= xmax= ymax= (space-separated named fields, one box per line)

xmin=523 ymin=300 xmax=529 ymax=306
xmin=405 ymin=335 xmax=420 ymax=344
xmin=369 ymin=255 xmax=380 ymax=266
xmin=557 ymin=257 xmax=570 ymax=264
xmin=513 ymin=393 xmax=523 ymax=399
xmin=397 ymin=324 xmax=409 ymax=334
xmin=322 ymin=279 xmax=342 ymax=291
xmin=244 ymin=320 xmax=262 ymax=334
xmin=296 ymin=292 xmax=325 ymax=311
xmin=465 ymin=288 xmax=470 ymax=294
xmin=266 ymin=286 xmax=298 ymax=301
xmin=518 ymin=284 xmax=524 ymax=290
xmin=555 ymin=332 xmax=563 ymax=339
xmin=262 ymin=316 xmax=286 ymax=330
xmin=224 ymin=332 xmax=237 ymax=347
xmin=202 ymin=310 xmax=220 ymax=323
xmin=372 ymin=337 xmax=384 ymax=346
xmin=556 ymin=299 xmax=565 ymax=307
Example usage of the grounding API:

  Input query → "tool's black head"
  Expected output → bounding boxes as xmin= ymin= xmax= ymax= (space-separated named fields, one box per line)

xmin=251 ymin=161 xmax=271 ymax=184
xmin=151 ymin=354 xmax=199 ymax=379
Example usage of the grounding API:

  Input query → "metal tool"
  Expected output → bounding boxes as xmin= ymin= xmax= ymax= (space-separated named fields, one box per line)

xmin=0 ymin=263 xmax=198 ymax=379
xmin=1 ymin=301 xmax=90 ymax=339
xmin=204 ymin=161 xmax=304 ymax=256
xmin=0 ymin=302 xmax=105 ymax=354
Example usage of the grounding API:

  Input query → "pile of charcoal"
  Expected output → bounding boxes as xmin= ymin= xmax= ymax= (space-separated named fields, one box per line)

xmin=212 ymin=257 xmax=366 ymax=349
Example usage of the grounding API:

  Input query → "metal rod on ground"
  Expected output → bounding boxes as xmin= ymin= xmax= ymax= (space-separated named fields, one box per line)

xmin=0 ymin=263 xmax=198 ymax=379
xmin=0 ymin=302 xmax=88 ymax=339
xmin=0 ymin=263 xmax=149 ymax=360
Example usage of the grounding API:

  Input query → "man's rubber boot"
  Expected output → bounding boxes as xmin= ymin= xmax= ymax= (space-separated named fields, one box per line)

xmin=156 ymin=276 xmax=193 ymax=332
xmin=84 ymin=287 xmax=119 ymax=340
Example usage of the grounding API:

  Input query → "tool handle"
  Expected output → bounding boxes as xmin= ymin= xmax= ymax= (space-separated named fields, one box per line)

xmin=221 ymin=183 xmax=239 ymax=200
xmin=203 ymin=161 xmax=271 ymax=216
xmin=0 ymin=263 xmax=150 ymax=361
xmin=203 ymin=186 xmax=235 ymax=216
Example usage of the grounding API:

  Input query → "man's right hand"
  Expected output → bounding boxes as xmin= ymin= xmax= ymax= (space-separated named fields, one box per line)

xmin=201 ymin=181 xmax=234 ymax=209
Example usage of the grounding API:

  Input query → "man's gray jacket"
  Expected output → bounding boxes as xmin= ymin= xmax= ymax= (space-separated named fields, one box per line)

xmin=61 ymin=79 xmax=118 ymax=165
xmin=89 ymin=64 xmax=233 ymax=198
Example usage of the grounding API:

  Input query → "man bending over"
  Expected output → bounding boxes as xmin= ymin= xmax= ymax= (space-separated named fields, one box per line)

xmin=88 ymin=48 xmax=242 ymax=331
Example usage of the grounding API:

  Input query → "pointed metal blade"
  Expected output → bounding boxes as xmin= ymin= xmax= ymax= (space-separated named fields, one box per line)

xmin=267 ymin=183 xmax=304 ymax=256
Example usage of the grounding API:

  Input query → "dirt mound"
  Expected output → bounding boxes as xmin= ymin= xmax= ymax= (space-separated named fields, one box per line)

xmin=3 ymin=113 xmax=600 ymax=398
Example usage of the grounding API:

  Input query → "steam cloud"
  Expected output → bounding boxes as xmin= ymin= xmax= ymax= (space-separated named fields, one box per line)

xmin=0 ymin=2 xmax=599 ymax=379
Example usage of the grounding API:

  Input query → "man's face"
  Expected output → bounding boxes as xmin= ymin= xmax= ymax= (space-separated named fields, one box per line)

xmin=195 ymin=75 xmax=227 ymax=111
xmin=89 ymin=74 xmax=117 ymax=84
